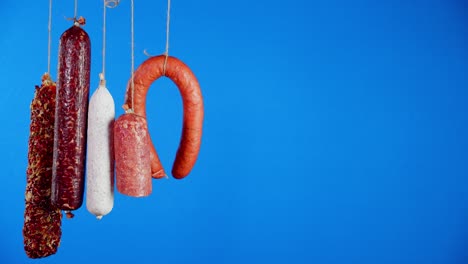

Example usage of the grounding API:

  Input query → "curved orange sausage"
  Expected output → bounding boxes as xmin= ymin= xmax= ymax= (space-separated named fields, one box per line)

xmin=123 ymin=55 xmax=204 ymax=179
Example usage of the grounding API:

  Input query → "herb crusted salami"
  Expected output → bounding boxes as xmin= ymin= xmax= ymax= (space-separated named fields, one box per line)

xmin=23 ymin=74 xmax=62 ymax=258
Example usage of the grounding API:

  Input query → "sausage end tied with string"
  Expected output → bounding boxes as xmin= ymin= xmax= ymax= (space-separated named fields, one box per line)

xmin=85 ymin=0 xmax=118 ymax=219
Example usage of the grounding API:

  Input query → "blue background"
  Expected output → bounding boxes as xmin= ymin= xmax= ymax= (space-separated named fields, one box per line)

xmin=1 ymin=0 xmax=468 ymax=263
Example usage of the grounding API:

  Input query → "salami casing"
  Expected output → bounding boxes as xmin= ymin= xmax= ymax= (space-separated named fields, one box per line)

xmin=114 ymin=113 xmax=152 ymax=197
xmin=51 ymin=24 xmax=91 ymax=211
xmin=86 ymin=79 xmax=115 ymax=219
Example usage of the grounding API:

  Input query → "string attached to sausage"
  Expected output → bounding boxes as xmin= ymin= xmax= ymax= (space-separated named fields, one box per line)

xmin=47 ymin=0 xmax=53 ymax=74
xmin=65 ymin=0 xmax=85 ymax=25
xmin=114 ymin=0 xmax=204 ymax=198
xmin=121 ymin=0 xmax=204 ymax=180
xmin=74 ymin=0 xmax=78 ymax=19
xmin=23 ymin=0 xmax=63 ymax=258
xmin=85 ymin=0 xmax=118 ymax=219
xmin=51 ymin=0 xmax=91 ymax=218
xmin=162 ymin=0 xmax=171 ymax=75
xmin=100 ymin=0 xmax=120 ymax=79
xmin=102 ymin=0 xmax=107 ymax=79
xmin=130 ymin=0 xmax=135 ymax=113
xmin=123 ymin=56 xmax=204 ymax=180
xmin=114 ymin=0 xmax=153 ymax=197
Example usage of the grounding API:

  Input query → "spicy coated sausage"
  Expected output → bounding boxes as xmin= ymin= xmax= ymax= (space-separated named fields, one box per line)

xmin=23 ymin=74 xmax=62 ymax=258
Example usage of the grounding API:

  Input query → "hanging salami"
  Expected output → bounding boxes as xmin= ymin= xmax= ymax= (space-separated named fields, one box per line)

xmin=51 ymin=19 xmax=91 ymax=213
xmin=122 ymin=55 xmax=204 ymax=179
xmin=23 ymin=74 xmax=62 ymax=258
xmin=114 ymin=112 xmax=152 ymax=197
xmin=86 ymin=77 xmax=115 ymax=219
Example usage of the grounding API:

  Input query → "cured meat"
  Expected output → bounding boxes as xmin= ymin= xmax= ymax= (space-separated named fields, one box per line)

xmin=86 ymin=78 xmax=115 ymax=219
xmin=114 ymin=113 xmax=151 ymax=197
xmin=51 ymin=23 xmax=91 ymax=211
xmin=23 ymin=74 xmax=62 ymax=258
xmin=123 ymin=55 xmax=204 ymax=179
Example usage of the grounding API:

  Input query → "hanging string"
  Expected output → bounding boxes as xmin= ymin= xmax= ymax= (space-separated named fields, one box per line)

xmin=74 ymin=0 xmax=78 ymax=19
xmin=47 ymin=0 xmax=53 ymax=74
xmin=102 ymin=0 xmax=107 ymax=82
xmin=101 ymin=0 xmax=120 ymax=84
xmin=130 ymin=0 xmax=135 ymax=112
xmin=163 ymin=0 xmax=171 ymax=75
xmin=65 ymin=0 xmax=84 ymax=25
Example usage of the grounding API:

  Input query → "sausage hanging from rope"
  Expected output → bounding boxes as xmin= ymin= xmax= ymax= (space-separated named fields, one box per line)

xmin=114 ymin=112 xmax=152 ymax=197
xmin=52 ymin=19 xmax=91 ymax=214
xmin=122 ymin=55 xmax=204 ymax=179
xmin=86 ymin=76 xmax=115 ymax=219
xmin=23 ymin=74 xmax=62 ymax=258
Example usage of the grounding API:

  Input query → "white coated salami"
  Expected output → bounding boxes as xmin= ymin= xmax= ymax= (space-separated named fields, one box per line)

xmin=86 ymin=78 xmax=115 ymax=219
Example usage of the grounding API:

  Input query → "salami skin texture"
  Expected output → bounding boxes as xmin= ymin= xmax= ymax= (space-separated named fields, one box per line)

xmin=52 ymin=23 xmax=91 ymax=212
xmin=86 ymin=79 xmax=115 ymax=219
xmin=23 ymin=74 xmax=62 ymax=258
xmin=123 ymin=55 xmax=204 ymax=179
xmin=114 ymin=113 xmax=152 ymax=197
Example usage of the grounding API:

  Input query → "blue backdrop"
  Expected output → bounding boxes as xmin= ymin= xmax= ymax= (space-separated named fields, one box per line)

xmin=1 ymin=0 xmax=468 ymax=263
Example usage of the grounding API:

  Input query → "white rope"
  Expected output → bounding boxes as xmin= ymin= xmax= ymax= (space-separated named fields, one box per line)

xmin=47 ymin=0 xmax=53 ymax=74
xmin=74 ymin=0 xmax=78 ymax=19
xmin=130 ymin=0 xmax=135 ymax=111
xmin=163 ymin=0 xmax=171 ymax=75
xmin=102 ymin=0 xmax=107 ymax=79
xmin=102 ymin=0 xmax=120 ymax=81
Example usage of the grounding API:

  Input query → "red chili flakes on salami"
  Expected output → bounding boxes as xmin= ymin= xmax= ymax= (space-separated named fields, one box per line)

xmin=23 ymin=74 xmax=62 ymax=259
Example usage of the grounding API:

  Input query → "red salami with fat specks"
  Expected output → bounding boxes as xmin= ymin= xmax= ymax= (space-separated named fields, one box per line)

xmin=114 ymin=113 xmax=152 ymax=197
xmin=52 ymin=22 xmax=91 ymax=212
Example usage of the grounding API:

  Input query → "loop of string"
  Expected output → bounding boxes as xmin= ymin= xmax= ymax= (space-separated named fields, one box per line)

xmin=163 ymin=0 xmax=171 ymax=76
xmin=105 ymin=0 xmax=120 ymax=8
xmin=47 ymin=0 xmax=53 ymax=74
xmin=130 ymin=0 xmax=135 ymax=112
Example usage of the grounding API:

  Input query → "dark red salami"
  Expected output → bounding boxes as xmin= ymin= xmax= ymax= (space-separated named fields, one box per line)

xmin=51 ymin=23 xmax=91 ymax=211
xmin=114 ymin=113 xmax=152 ymax=197
xmin=23 ymin=74 xmax=62 ymax=258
